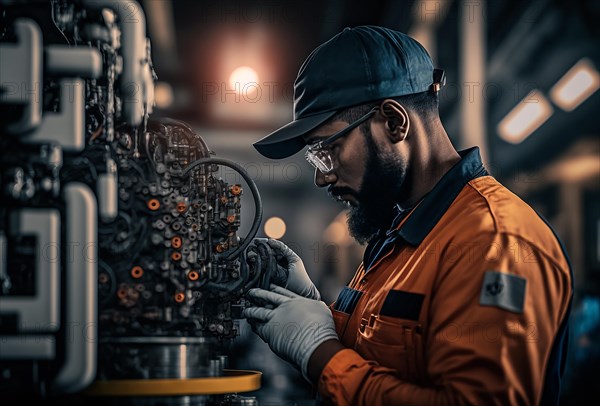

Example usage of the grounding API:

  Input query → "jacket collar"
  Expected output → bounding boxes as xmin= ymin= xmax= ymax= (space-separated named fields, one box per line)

xmin=391 ymin=147 xmax=488 ymax=246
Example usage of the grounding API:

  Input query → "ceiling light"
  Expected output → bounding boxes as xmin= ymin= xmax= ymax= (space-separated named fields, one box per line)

xmin=229 ymin=66 xmax=259 ymax=95
xmin=497 ymin=90 xmax=553 ymax=144
xmin=550 ymin=58 xmax=599 ymax=112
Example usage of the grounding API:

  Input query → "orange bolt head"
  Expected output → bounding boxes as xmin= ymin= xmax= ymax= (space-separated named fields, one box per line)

xmin=148 ymin=199 xmax=160 ymax=211
xmin=174 ymin=293 xmax=185 ymax=303
xmin=171 ymin=236 xmax=182 ymax=249
xmin=188 ymin=271 xmax=199 ymax=281
xmin=131 ymin=266 xmax=144 ymax=279
xmin=215 ymin=242 xmax=228 ymax=253
xmin=171 ymin=252 xmax=182 ymax=261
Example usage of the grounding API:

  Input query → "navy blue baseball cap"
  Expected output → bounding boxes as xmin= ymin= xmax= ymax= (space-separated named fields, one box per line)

xmin=253 ymin=25 xmax=437 ymax=159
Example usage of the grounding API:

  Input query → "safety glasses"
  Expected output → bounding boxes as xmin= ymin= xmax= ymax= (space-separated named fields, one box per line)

xmin=305 ymin=106 xmax=378 ymax=175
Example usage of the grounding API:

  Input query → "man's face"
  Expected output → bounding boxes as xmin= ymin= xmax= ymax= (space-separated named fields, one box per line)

xmin=304 ymin=121 xmax=408 ymax=244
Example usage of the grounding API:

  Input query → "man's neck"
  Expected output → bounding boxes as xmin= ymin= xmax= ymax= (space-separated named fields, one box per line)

xmin=402 ymin=120 xmax=461 ymax=208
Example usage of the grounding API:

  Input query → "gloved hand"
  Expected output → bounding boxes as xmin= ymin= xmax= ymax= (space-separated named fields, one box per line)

xmin=243 ymin=285 xmax=339 ymax=381
xmin=254 ymin=238 xmax=321 ymax=300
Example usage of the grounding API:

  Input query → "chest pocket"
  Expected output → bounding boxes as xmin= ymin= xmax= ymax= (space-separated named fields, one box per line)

xmin=355 ymin=290 xmax=427 ymax=385
xmin=331 ymin=286 xmax=365 ymax=344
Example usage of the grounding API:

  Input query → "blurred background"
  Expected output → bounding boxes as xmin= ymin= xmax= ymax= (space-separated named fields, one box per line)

xmin=141 ymin=0 xmax=599 ymax=404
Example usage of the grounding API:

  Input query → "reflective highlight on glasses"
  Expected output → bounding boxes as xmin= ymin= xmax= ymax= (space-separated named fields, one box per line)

xmin=305 ymin=107 xmax=378 ymax=174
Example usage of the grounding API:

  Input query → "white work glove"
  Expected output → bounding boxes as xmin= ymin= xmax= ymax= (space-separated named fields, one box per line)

xmin=243 ymin=285 xmax=338 ymax=381
xmin=255 ymin=238 xmax=321 ymax=300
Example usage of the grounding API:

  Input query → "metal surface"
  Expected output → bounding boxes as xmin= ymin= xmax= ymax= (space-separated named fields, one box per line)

xmin=0 ymin=18 xmax=42 ymax=134
xmin=82 ymin=0 xmax=152 ymax=126
xmin=0 ymin=335 xmax=55 ymax=359
xmin=97 ymin=159 xmax=118 ymax=222
xmin=52 ymin=183 xmax=98 ymax=394
xmin=27 ymin=79 xmax=86 ymax=151
xmin=98 ymin=337 xmax=225 ymax=379
xmin=0 ymin=209 xmax=60 ymax=332
xmin=45 ymin=45 xmax=103 ymax=79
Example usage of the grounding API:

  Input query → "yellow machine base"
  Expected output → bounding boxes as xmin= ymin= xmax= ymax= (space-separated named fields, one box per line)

xmin=85 ymin=369 xmax=262 ymax=396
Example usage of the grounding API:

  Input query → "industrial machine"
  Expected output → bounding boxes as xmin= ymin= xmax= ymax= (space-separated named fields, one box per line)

xmin=0 ymin=1 xmax=274 ymax=404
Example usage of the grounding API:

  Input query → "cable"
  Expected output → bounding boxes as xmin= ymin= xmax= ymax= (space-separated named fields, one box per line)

xmin=256 ymin=241 xmax=275 ymax=290
xmin=182 ymin=158 xmax=262 ymax=261
xmin=50 ymin=0 xmax=70 ymax=46
xmin=244 ymin=249 xmax=263 ymax=291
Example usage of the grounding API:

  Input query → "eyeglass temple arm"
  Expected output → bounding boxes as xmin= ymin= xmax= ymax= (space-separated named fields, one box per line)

xmin=321 ymin=107 xmax=378 ymax=148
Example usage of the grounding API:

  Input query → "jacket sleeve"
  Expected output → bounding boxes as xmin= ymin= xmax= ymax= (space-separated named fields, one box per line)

xmin=317 ymin=232 xmax=571 ymax=405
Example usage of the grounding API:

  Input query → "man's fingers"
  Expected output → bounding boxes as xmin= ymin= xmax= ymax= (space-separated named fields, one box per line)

xmin=266 ymin=238 xmax=285 ymax=250
xmin=242 ymin=306 xmax=273 ymax=322
xmin=270 ymin=264 xmax=288 ymax=286
xmin=247 ymin=318 xmax=258 ymax=332
xmin=270 ymin=284 xmax=300 ymax=299
xmin=246 ymin=288 xmax=290 ymax=306
xmin=246 ymin=319 xmax=269 ymax=342
xmin=266 ymin=239 xmax=295 ymax=260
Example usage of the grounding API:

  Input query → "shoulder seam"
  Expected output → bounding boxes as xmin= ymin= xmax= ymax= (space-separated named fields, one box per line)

xmin=465 ymin=182 xmax=499 ymax=233
xmin=465 ymin=181 xmax=566 ymax=269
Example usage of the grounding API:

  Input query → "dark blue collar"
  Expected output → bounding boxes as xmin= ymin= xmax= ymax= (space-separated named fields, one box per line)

xmin=394 ymin=147 xmax=488 ymax=246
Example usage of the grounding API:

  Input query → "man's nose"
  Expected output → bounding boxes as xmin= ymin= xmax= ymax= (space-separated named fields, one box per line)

xmin=314 ymin=169 xmax=337 ymax=187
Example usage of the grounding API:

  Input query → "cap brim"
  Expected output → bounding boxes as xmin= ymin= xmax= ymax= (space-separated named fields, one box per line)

xmin=253 ymin=110 xmax=337 ymax=159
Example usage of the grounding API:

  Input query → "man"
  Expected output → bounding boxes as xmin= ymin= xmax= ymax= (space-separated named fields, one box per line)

xmin=243 ymin=26 xmax=573 ymax=405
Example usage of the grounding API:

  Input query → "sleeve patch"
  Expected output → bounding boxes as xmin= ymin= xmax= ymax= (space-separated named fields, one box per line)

xmin=479 ymin=271 xmax=527 ymax=313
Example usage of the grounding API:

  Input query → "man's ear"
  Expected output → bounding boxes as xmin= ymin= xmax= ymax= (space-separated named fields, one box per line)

xmin=380 ymin=99 xmax=410 ymax=142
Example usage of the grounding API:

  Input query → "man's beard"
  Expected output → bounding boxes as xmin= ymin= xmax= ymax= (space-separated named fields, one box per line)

xmin=345 ymin=131 xmax=407 ymax=244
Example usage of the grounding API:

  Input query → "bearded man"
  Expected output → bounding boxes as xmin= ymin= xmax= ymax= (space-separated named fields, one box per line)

xmin=245 ymin=26 xmax=573 ymax=406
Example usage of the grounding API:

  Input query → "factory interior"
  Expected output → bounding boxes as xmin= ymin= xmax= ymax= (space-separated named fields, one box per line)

xmin=1 ymin=0 xmax=599 ymax=404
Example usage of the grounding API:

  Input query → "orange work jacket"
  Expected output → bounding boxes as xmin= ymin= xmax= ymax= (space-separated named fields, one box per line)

xmin=318 ymin=148 xmax=573 ymax=406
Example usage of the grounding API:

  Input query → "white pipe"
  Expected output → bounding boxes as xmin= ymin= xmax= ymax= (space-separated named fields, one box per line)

xmin=83 ymin=0 xmax=148 ymax=127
